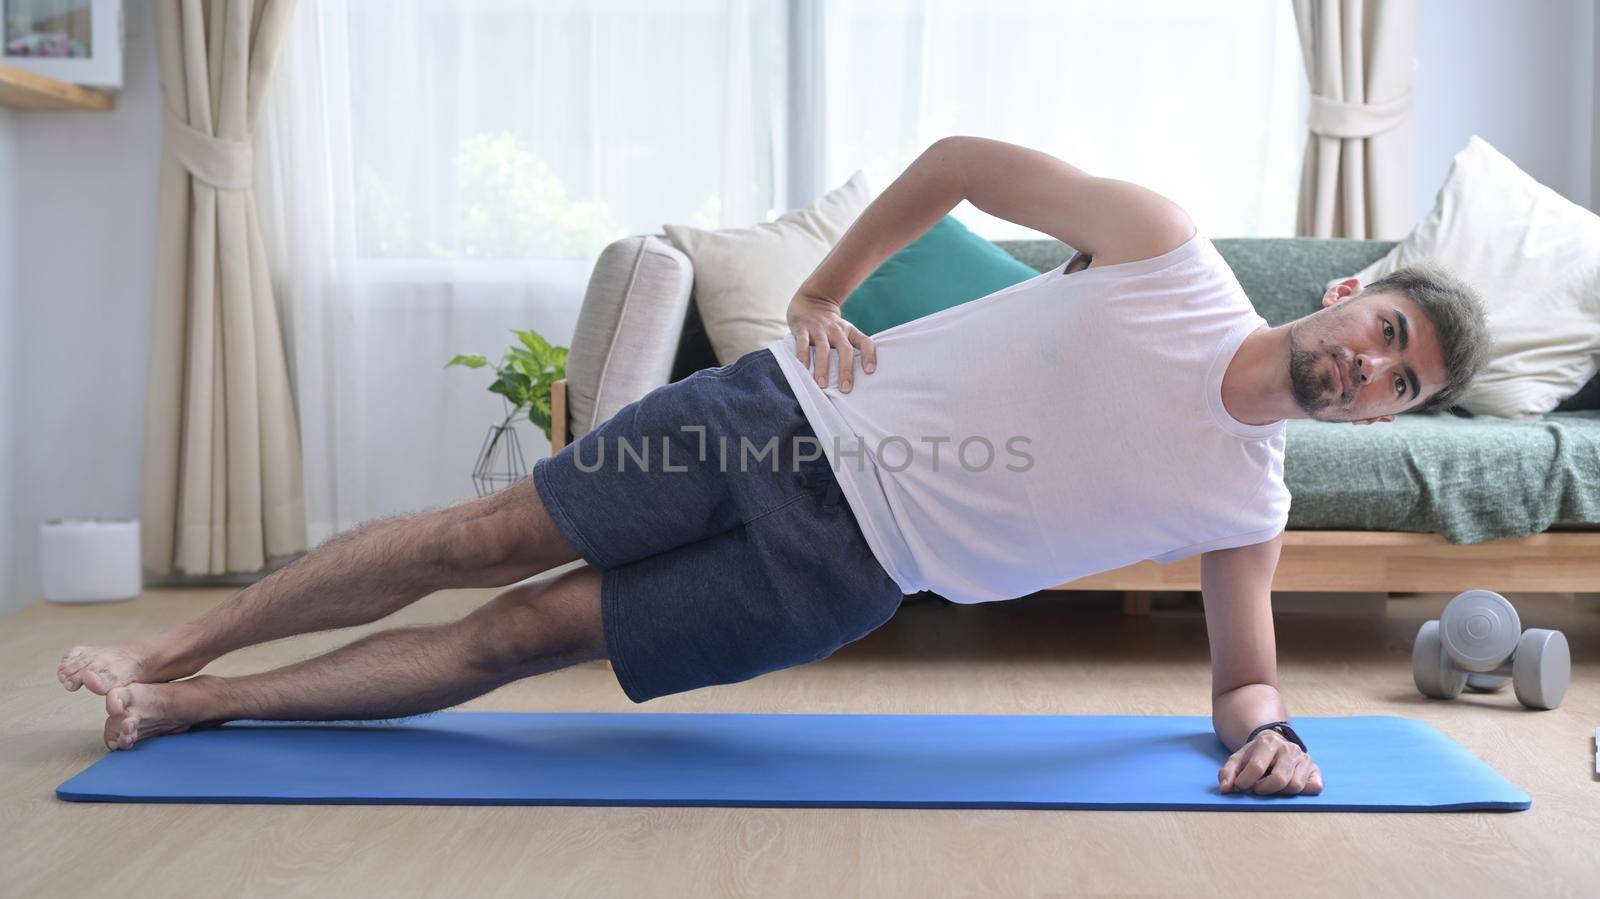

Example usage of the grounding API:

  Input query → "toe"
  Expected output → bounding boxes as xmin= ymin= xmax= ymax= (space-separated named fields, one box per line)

xmin=80 ymin=667 xmax=110 ymax=695
xmin=58 ymin=648 xmax=88 ymax=690
xmin=104 ymin=689 xmax=136 ymax=750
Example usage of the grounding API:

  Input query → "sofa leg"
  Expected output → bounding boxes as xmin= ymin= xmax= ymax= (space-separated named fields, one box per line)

xmin=1122 ymin=591 xmax=1153 ymax=617
xmin=551 ymin=378 xmax=569 ymax=452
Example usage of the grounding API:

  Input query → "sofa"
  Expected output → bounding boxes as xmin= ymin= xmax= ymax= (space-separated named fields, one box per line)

xmin=550 ymin=233 xmax=1600 ymax=606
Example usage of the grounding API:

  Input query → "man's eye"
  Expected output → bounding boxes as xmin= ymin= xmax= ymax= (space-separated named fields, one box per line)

xmin=1383 ymin=320 xmax=1394 ymax=341
xmin=1396 ymin=374 xmax=1405 ymax=396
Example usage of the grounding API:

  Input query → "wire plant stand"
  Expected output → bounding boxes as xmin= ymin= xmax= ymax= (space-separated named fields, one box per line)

xmin=472 ymin=399 xmax=529 ymax=497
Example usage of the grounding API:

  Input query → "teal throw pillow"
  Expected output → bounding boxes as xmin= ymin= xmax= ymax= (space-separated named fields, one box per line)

xmin=840 ymin=215 xmax=1043 ymax=335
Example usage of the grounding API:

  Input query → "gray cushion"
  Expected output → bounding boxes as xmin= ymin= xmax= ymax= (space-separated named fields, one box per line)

xmin=565 ymin=235 xmax=695 ymax=438
xmin=1283 ymin=409 xmax=1600 ymax=541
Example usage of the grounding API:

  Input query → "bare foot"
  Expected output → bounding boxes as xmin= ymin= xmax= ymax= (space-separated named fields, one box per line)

xmin=58 ymin=633 xmax=197 ymax=695
xmin=103 ymin=679 xmax=218 ymax=751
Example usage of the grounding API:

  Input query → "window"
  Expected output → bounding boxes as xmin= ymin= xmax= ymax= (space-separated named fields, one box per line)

xmin=345 ymin=0 xmax=785 ymax=261
xmin=342 ymin=0 xmax=1304 ymax=263
xmin=823 ymin=0 xmax=1307 ymax=239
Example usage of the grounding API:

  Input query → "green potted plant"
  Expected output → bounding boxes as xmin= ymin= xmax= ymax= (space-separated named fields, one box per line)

xmin=447 ymin=328 xmax=568 ymax=495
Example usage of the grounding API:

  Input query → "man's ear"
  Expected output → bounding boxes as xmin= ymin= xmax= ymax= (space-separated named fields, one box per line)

xmin=1322 ymin=277 xmax=1362 ymax=309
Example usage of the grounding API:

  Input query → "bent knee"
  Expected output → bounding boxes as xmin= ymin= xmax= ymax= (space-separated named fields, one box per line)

xmin=473 ymin=565 xmax=606 ymax=672
xmin=441 ymin=477 xmax=574 ymax=586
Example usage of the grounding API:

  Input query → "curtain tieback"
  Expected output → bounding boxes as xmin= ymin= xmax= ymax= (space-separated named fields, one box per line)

xmin=1307 ymin=89 xmax=1412 ymax=139
xmin=163 ymin=110 xmax=253 ymax=189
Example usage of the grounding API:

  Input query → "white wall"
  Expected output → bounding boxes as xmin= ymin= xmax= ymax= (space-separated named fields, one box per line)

xmin=1413 ymin=0 xmax=1595 ymax=221
xmin=0 ymin=108 xmax=16 ymax=616
xmin=0 ymin=2 xmax=1594 ymax=617
xmin=3 ymin=1 xmax=161 ymax=618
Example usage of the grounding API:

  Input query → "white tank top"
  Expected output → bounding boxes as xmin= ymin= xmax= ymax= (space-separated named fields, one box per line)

xmin=768 ymin=231 xmax=1290 ymax=604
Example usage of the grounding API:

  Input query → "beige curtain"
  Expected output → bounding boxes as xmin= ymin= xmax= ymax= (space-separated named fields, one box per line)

xmin=1293 ymin=0 xmax=1418 ymax=239
xmin=143 ymin=0 xmax=305 ymax=576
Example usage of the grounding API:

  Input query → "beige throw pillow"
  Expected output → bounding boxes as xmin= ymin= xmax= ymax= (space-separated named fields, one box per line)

xmin=1332 ymin=136 xmax=1600 ymax=419
xmin=664 ymin=171 xmax=873 ymax=364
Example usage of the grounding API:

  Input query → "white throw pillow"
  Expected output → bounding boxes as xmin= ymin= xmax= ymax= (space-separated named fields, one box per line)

xmin=664 ymin=171 xmax=873 ymax=365
xmin=1331 ymin=136 xmax=1600 ymax=419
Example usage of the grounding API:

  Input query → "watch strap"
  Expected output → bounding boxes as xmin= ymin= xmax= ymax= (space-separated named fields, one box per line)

xmin=1246 ymin=720 xmax=1307 ymax=753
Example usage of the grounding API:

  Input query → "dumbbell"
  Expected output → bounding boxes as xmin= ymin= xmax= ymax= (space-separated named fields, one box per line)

xmin=1411 ymin=589 xmax=1570 ymax=710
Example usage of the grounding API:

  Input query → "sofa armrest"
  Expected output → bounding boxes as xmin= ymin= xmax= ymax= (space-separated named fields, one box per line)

xmin=565 ymin=235 xmax=695 ymax=439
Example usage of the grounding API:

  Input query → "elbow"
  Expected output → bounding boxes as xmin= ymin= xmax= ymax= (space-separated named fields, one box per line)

xmin=918 ymin=136 xmax=973 ymax=203
xmin=1211 ymin=680 xmax=1280 ymax=702
xmin=928 ymin=134 xmax=982 ymax=166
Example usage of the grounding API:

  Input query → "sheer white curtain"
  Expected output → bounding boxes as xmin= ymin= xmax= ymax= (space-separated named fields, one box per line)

xmin=257 ymin=0 xmax=784 ymax=545
xmin=259 ymin=0 xmax=1302 ymax=546
xmin=822 ymin=0 xmax=1307 ymax=239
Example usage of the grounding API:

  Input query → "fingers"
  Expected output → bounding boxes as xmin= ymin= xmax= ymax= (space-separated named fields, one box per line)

xmin=828 ymin=325 xmax=877 ymax=392
xmin=1253 ymin=745 xmax=1319 ymax=795
xmin=1249 ymin=747 xmax=1293 ymax=795
xmin=794 ymin=316 xmax=876 ymax=391
xmin=1224 ymin=742 xmax=1277 ymax=793
xmin=1268 ymin=755 xmax=1323 ymax=796
xmin=1219 ymin=740 xmax=1323 ymax=796
xmin=1218 ymin=753 xmax=1242 ymax=792
xmin=812 ymin=326 xmax=832 ymax=388
xmin=1285 ymin=756 xmax=1314 ymax=794
xmin=854 ymin=330 xmax=877 ymax=375
xmin=835 ymin=328 xmax=857 ymax=393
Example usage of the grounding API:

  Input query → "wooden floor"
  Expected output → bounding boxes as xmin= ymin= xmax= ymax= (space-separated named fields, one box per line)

xmin=4 ymin=586 xmax=1598 ymax=897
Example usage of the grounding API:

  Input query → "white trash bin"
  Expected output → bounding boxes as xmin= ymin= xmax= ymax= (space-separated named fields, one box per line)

xmin=40 ymin=519 xmax=142 ymax=603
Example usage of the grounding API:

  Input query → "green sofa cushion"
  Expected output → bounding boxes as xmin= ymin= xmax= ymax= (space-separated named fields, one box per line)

xmin=842 ymin=216 xmax=1041 ymax=335
xmin=1283 ymin=410 xmax=1600 ymax=541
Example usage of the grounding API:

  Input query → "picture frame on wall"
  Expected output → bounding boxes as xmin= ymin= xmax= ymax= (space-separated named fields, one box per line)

xmin=2 ymin=0 xmax=123 ymax=90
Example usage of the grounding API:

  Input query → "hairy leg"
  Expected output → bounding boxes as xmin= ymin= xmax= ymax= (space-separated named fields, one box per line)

xmin=102 ymin=565 xmax=606 ymax=750
xmin=62 ymin=476 xmax=579 ymax=696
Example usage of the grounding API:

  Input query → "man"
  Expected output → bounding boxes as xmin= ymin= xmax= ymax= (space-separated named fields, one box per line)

xmin=59 ymin=136 xmax=1489 ymax=798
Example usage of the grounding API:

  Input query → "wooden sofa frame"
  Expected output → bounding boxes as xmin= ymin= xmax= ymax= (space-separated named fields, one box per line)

xmin=549 ymin=379 xmax=1600 ymax=613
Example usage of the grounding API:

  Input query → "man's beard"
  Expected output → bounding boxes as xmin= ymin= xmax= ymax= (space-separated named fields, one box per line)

xmin=1287 ymin=323 xmax=1336 ymax=416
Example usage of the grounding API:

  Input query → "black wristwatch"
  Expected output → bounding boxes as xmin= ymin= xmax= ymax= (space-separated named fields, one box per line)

xmin=1247 ymin=720 xmax=1308 ymax=753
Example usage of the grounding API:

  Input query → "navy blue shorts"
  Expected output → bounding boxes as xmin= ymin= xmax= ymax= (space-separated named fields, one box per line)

xmin=530 ymin=348 xmax=905 ymax=703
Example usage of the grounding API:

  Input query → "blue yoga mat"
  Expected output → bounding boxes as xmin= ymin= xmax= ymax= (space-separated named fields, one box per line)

xmin=56 ymin=712 xmax=1530 ymax=811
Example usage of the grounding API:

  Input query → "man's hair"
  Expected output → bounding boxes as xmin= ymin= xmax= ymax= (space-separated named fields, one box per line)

xmin=1357 ymin=262 xmax=1491 ymax=413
